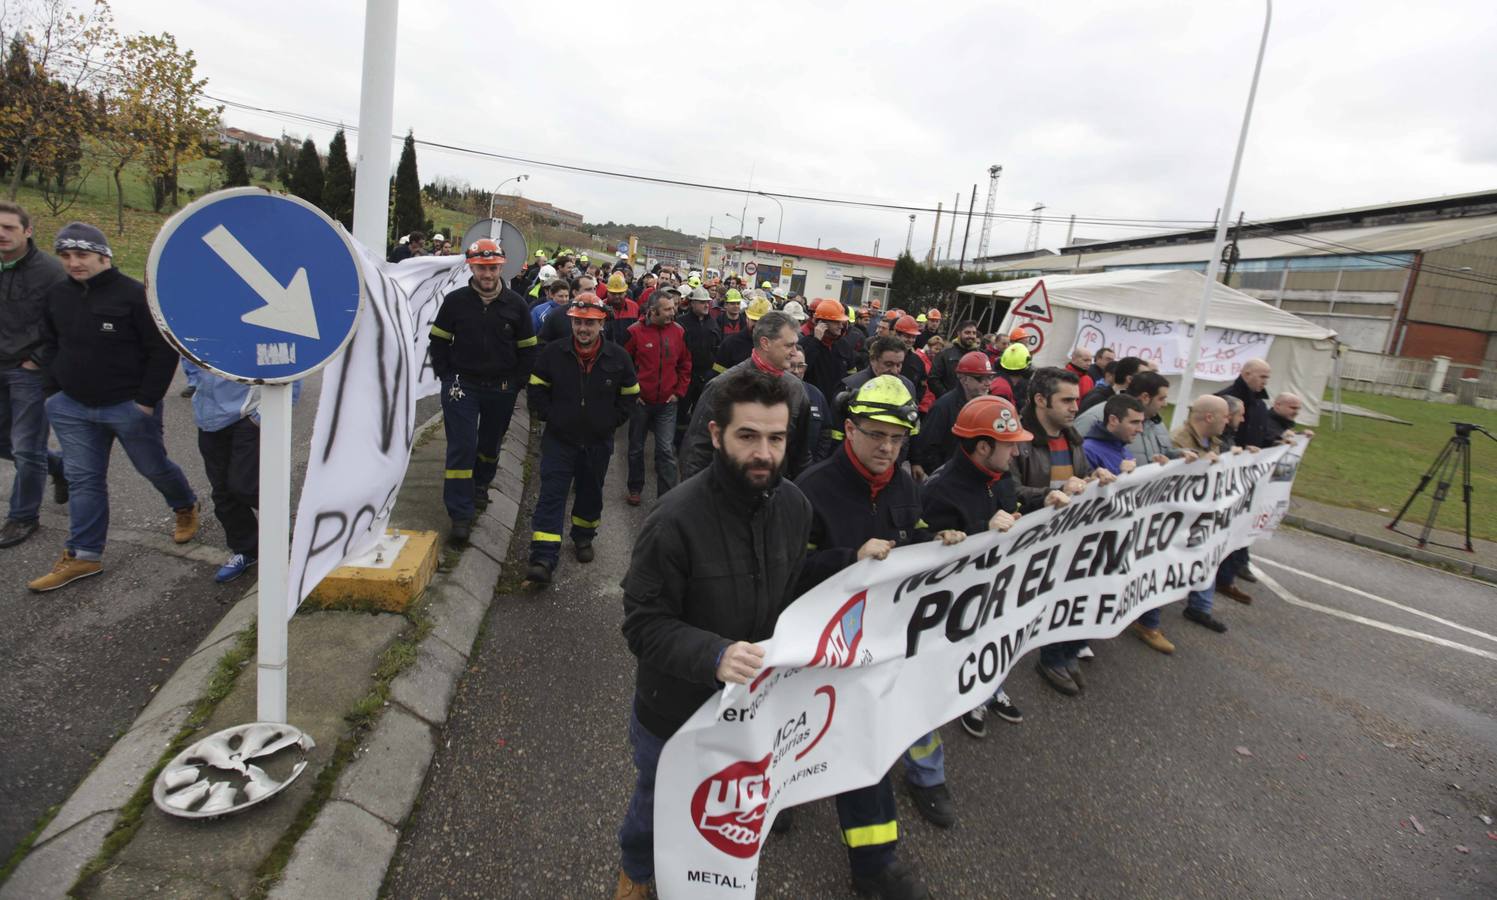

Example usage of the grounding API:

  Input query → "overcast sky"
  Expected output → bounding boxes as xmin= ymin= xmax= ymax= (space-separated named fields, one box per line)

xmin=117 ymin=0 xmax=1497 ymax=259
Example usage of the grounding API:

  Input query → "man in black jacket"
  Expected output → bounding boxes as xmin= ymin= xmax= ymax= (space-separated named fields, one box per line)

xmin=524 ymin=296 xmax=638 ymax=584
xmin=674 ymin=287 xmax=720 ymax=447
xmin=29 ymin=223 xmax=198 ymax=592
xmin=1216 ymin=359 xmax=1274 ymax=448
xmin=1078 ymin=355 xmax=1145 ymax=413
xmin=926 ymin=319 xmax=981 ymax=398
xmin=795 ymin=374 xmax=964 ymax=899
xmin=615 ymin=370 xmax=811 ymax=900
xmin=428 ymin=239 xmax=537 ymax=544
xmin=680 ymin=312 xmax=812 ymax=480
xmin=921 ymin=394 xmax=1044 ymax=738
xmin=0 ymin=201 xmax=68 ymax=548
xmin=911 ymin=350 xmax=995 ymax=479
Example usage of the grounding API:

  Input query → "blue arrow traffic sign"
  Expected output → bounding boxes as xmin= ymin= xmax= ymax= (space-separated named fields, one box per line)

xmin=147 ymin=188 xmax=365 ymax=384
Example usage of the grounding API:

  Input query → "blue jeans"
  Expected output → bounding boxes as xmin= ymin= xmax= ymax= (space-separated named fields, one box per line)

xmin=46 ymin=393 xmax=196 ymax=558
xmin=619 ymin=707 xmax=666 ymax=883
xmin=0 ymin=366 xmax=62 ymax=523
xmin=627 ymin=401 xmax=678 ymax=497
xmin=440 ymin=377 xmax=520 ymax=522
xmin=1140 ymin=607 xmax=1161 ymax=630
xmin=1188 ymin=588 xmax=1213 ymax=615
xmin=902 ymin=731 xmax=945 ymax=788
xmin=1041 ymin=640 xmax=1086 ymax=670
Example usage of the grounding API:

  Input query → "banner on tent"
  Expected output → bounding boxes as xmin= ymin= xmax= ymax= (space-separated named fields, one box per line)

xmin=652 ymin=439 xmax=1305 ymax=897
xmin=1071 ymin=309 xmax=1273 ymax=381
xmin=284 ymin=252 xmax=467 ymax=617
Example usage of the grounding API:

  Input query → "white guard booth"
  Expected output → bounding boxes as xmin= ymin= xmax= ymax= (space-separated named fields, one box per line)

xmin=959 ymin=269 xmax=1339 ymax=424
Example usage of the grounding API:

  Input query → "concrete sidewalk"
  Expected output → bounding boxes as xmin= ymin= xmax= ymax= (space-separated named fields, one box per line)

xmin=0 ymin=405 xmax=532 ymax=899
xmin=1283 ymin=496 xmax=1496 ymax=585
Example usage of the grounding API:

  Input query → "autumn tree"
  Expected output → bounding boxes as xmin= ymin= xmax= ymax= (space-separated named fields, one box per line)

xmin=0 ymin=0 xmax=116 ymax=199
xmin=393 ymin=131 xmax=423 ymax=239
xmin=322 ymin=128 xmax=353 ymax=228
xmin=220 ymin=143 xmax=250 ymax=187
xmin=118 ymin=32 xmax=219 ymax=211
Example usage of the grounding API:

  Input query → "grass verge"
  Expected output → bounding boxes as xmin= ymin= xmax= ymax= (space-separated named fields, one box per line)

xmin=1297 ymin=391 xmax=1497 ymax=541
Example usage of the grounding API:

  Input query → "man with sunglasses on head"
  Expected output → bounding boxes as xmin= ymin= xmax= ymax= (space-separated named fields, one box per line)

xmin=429 ymin=238 xmax=538 ymax=545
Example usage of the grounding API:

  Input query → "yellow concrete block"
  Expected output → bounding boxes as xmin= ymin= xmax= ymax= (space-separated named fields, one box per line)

xmin=304 ymin=530 xmax=440 ymax=614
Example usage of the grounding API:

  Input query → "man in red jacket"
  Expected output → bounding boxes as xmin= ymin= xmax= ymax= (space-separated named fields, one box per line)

xmin=623 ymin=290 xmax=691 ymax=505
xmin=1065 ymin=347 xmax=1095 ymax=397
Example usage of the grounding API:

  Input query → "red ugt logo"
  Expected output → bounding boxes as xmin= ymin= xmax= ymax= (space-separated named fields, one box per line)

xmin=691 ymin=755 xmax=772 ymax=857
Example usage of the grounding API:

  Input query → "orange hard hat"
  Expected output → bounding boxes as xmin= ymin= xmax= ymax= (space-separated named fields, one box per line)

xmin=956 ymin=351 xmax=993 ymax=375
xmin=882 ymin=309 xmax=900 ymax=321
xmin=951 ymin=395 xmax=1032 ymax=443
xmin=927 ymin=308 xmax=942 ymax=321
xmin=567 ymin=297 xmax=610 ymax=320
xmin=1008 ymin=327 xmax=1028 ymax=342
xmin=465 ymin=238 xmax=505 ymax=266
xmin=813 ymin=298 xmax=846 ymax=321
xmin=894 ymin=314 xmax=920 ymax=336
xmin=869 ymin=298 xmax=882 ymax=309
xmin=808 ymin=298 xmax=823 ymax=312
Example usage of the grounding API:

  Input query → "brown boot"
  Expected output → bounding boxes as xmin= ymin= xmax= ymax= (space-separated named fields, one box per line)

xmin=614 ymin=869 xmax=653 ymax=900
xmin=1129 ymin=621 xmax=1176 ymax=654
xmin=173 ymin=503 xmax=200 ymax=544
xmin=1218 ymin=584 xmax=1253 ymax=605
xmin=28 ymin=550 xmax=103 ymax=592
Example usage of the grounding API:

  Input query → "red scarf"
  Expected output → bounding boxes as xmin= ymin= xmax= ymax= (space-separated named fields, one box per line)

xmin=751 ymin=349 xmax=783 ymax=376
xmin=843 ymin=439 xmax=895 ymax=501
xmin=962 ymin=447 xmax=1007 ymax=487
xmin=573 ymin=338 xmax=601 ymax=374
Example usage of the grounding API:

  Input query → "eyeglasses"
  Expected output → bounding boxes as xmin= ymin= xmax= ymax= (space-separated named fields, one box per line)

xmin=850 ymin=423 xmax=909 ymax=448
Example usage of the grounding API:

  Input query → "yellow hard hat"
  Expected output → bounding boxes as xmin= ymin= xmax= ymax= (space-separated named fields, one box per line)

xmin=847 ymin=375 xmax=920 ymax=433
xmin=724 ymin=288 xmax=743 ymax=304
xmin=606 ymin=272 xmax=628 ymax=293
xmin=916 ymin=313 xmax=927 ymax=323
xmin=745 ymin=297 xmax=773 ymax=321
xmin=999 ymin=343 xmax=1031 ymax=372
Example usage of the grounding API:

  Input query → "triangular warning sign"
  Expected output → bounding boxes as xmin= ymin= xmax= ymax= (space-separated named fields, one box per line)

xmin=1012 ymin=280 xmax=1053 ymax=322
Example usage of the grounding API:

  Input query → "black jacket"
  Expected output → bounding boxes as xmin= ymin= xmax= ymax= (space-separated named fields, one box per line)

xmin=1078 ymin=381 xmax=1115 ymax=413
xmin=795 ymin=444 xmax=930 ymax=594
xmin=0 ymin=239 xmax=67 ymax=367
xmin=526 ymin=339 xmax=638 ymax=446
xmin=900 ymin=350 xmax=927 ymax=405
xmin=927 ymin=341 xmax=973 ymax=398
xmin=1011 ymin=401 xmax=1093 ymax=511
xmin=428 ymin=285 xmax=537 ymax=384
xmin=1266 ymin=408 xmax=1296 ymax=441
xmin=37 ymin=267 xmax=177 ymax=408
xmin=677 ymin=310 xmax=722 ymax=384
xmin=714 ymin=327 xmax=754 ymax=374
xmin=680 ymin=357 xmax=813 ymax=481
xmin=921 ymin=446 xmax=1021 ymax=534
xmin=912 ymin=385 xmax=965 ymax=472
xmin=1217 ymin=377 xmax=1273 ymax=448
xmin=799 ymin=331 xmax=858 ymax=408
xmin=622 ymin=454 xmax=812 ymax=739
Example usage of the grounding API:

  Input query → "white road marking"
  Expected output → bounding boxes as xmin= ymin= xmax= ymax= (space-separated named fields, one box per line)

xmin=1254 ymin=570 xmax=1497 ymax=663
xmin=1254 ymin=557 xmax=1497 ymax=646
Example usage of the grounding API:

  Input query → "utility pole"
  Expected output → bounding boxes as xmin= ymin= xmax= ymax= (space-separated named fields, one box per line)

xmin=873 ymin=238 xmax=880 ymax=257
xmin=957 ymin=184 xmax=977 ymax=272
xmin=1221 ymin=211 xmax=1245 ymax=283
xmin=905 ymin=214 xmax=916 ymax=254
xmin=1024 ymin=203 xmax=1046 ymax=251
xmin=947 ymin=192 xmax=959 ymax=265
xmin=1064 ymin=213 xmax=1076 ymax=248
xmin=975 ymin=164 xmax=1003 ymax=260
xmin=927 ymin=201 xmax=942 ymax=263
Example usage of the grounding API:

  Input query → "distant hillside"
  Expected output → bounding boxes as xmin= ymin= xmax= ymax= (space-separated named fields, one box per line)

xmin=587 ymin=222 xmax=712 ymax=249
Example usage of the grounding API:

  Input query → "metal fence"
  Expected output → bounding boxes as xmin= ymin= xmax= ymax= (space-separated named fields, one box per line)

xmin=1337 ymin=349 xmax=1497 ymax=408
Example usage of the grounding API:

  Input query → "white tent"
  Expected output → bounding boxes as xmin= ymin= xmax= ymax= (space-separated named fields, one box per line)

xmin=958 ymin=269 xmax=1339 ymax=423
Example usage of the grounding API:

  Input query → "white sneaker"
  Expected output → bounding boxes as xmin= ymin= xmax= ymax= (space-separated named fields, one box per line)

xmin=1077 ymin=645 xmax=1095 ymax=660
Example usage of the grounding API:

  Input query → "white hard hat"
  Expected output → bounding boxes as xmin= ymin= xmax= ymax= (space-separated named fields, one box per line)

xmin=432 ymin=233 xmax=445 ymax=242
xmin=782 ymin=301 xmax=807 ymax=323
xmin=538 ymin=264 xmax=558 ymax=281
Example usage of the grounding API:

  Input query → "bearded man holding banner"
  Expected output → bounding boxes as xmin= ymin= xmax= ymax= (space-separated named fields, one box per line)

xmin=615 ymin=370 xmax=811 ymax=900
xmin=1011 ymin=367 xmax=1117 ymax=697
xmin=794 ymin=374 xmax=968 ymax=899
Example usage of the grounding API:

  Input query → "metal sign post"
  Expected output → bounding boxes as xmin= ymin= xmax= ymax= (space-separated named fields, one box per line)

xmin=147 ymin=188 xmax=365 ymax=724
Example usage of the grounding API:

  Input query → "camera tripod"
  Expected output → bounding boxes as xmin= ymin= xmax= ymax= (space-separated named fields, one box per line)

xmin=1387 ymin=422 xmax=1494 ymax=552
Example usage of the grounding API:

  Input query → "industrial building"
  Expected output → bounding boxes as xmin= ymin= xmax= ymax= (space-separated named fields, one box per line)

xmin=976 ymin=190 xmax=1497 ymax=365
xmin=726 ymin=241 xmax=897 ymax=308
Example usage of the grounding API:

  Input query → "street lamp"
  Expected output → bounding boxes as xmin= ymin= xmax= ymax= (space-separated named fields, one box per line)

xmin=756 ymin=192 xmax=784 ymax=244
xmin=724 ymin=212 xmax=745 ymax=269
xmin=488 ymin=174 xmax=529 ymax=218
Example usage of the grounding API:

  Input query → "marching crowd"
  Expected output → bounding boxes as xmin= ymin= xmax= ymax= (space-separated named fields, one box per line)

xmin=419 ymin=241 xmax=1311 ymax=898
xmin=0 ymin=215 xmax=1313 ymax=898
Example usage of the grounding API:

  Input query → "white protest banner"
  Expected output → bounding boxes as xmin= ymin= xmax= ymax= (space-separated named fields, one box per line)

xmin=653 ymin=439 xmax=1306 ymax=897
xmin=1071 ymin=309 xmax=1273 ymax=381
xmin=284 ymin=250 xmax=467 ymax=617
